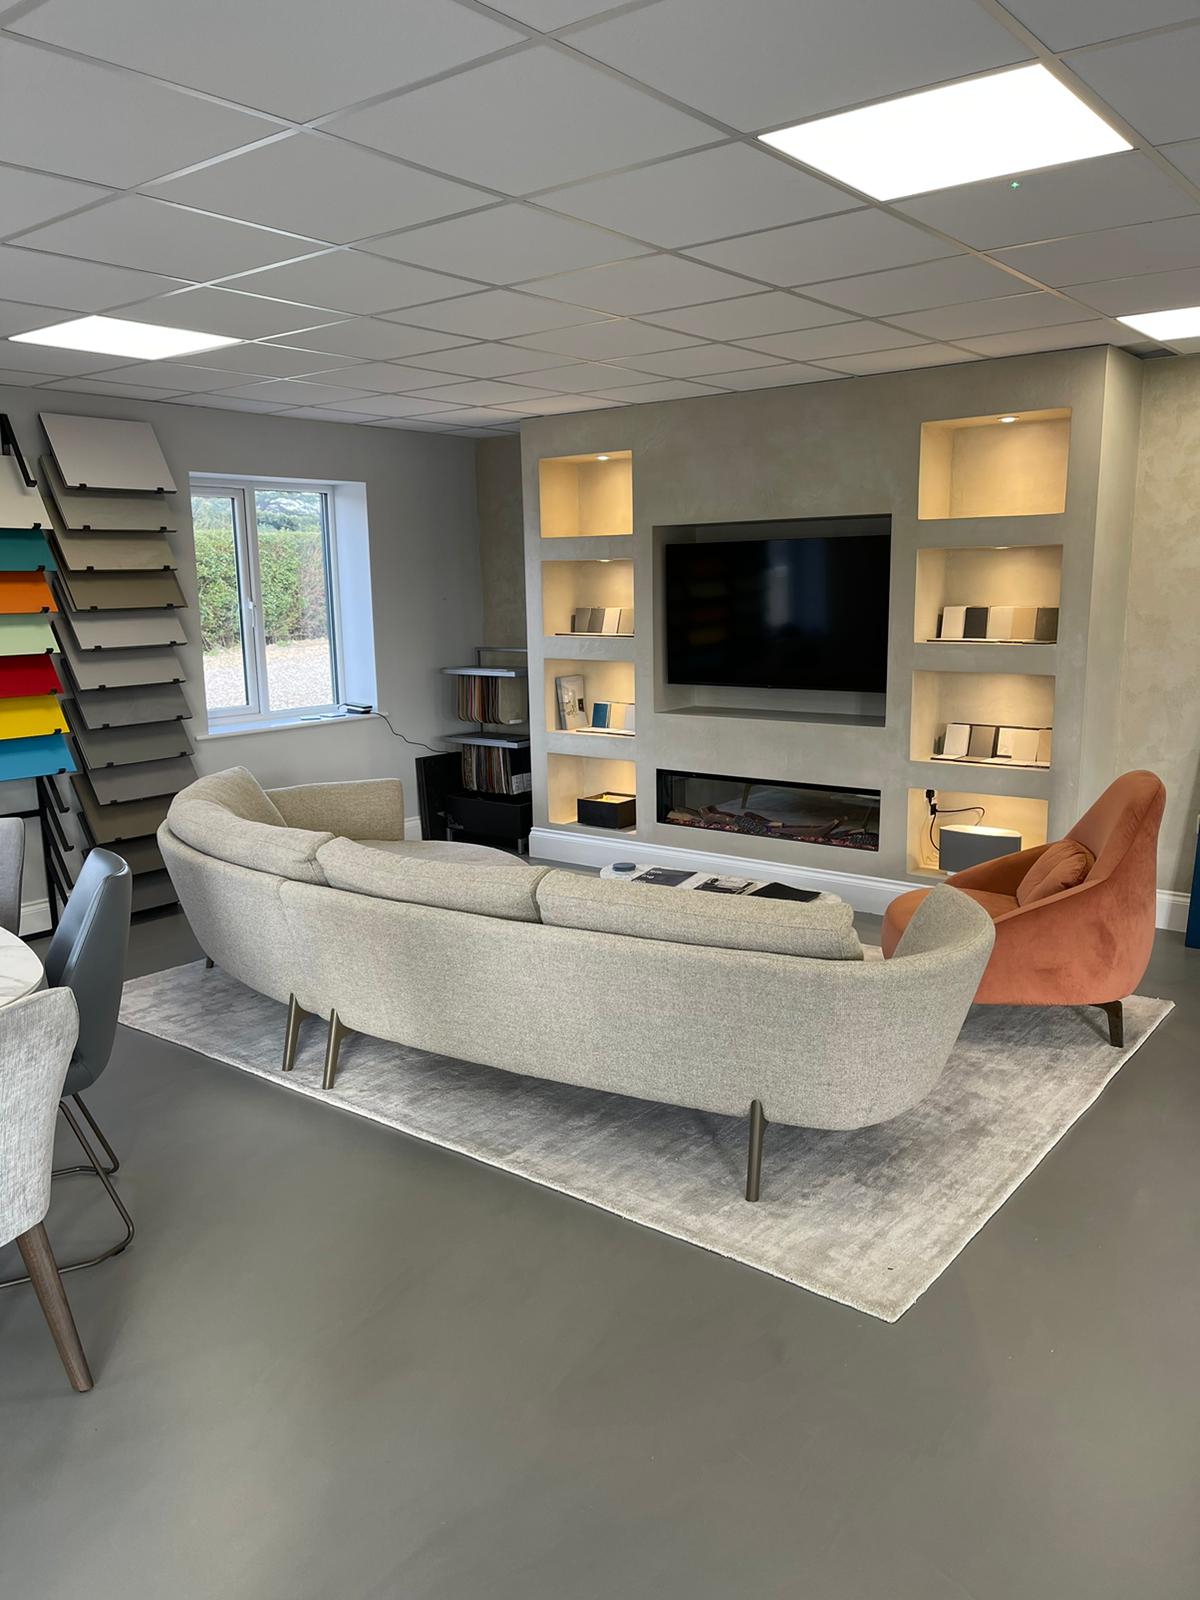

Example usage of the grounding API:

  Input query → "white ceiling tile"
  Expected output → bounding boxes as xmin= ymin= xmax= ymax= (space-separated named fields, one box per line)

xmin=305 ymin=361 xmax=448 ymax=392
xmin=215 ymin=379 xmax=376 ymax=407
xmin=571 ymin=0 xmax=1027 ymax=131
xmin=170 ymin=343 xmax=365 ymax=379
xmin=523 ymin=255 xmax=754 ymax=313
xmin=409 ymin=379 xmax=561 ymax=406
xmin=94 ymin=361 xmax=245 ymax=392
xmin=0 ymin=366 xmax=56 ymax=387
xmin=589 ymin=378 xmax=726 ymax=403
xmin=1066 ymin=27 xmax=1200 ymax=146
xmin=325 ymin=46 xmax=717 ymax=195
xmin=612 ymin=344 xmax=785 ymax=378
xmin=227 ymin=251 xmax=478 ymax=315
xmin=512 ymin=360 xmax=659 ymax=391
xmin=116 ymin=287 xmax=345 ymax=340
xmin=382 ymin=343 xmax=566 ymax=378
xmin=383 ymin=288 xmax=611 ymax=338
xmin=540 ymin=144 xmax=857 ymax=248
xmin=0 ymin=166 xmax=112 ymax=240
xmin=165 ymin=393 xmax=291 ymax=412
xmin=0 ymin=245 xmax=181 ymax=312
xmin=508 ymin=318 xmax=704 ymax=359
xmin=0 ymin=297 xmax=91 ymax=337
xmin=147 ymin=135 xmax=492 ymax=246
xmin=17 ymin=196 xmax=322 ymax=281
xmin=40 ymin=377 xmax=187 ymax=400
xmin=491 ymin=393 xmax=619 ymax=412
xmin=278 ymin=408 xmax=381 ymax=424
xmin=689 ymin=211 xmax=956 ymax=288
xmin=486 ymin=0 xmax=616 ymax=25
xmin=332 ymin=395 xmax=464 ymax=417
xmin=0 ymin=341 xmax=137 ymax=375
xmin=740 ymin=321 xmax=926 ymax=361
xmin=996 ymin=214 xmax=1200 ymax=287
xmin=815 ymin=343 xmax=977 ymax=374
xmin=703 ymin=362 xmax=834 ymax=388
xmin=1066 ymin=266 xmax=1200 ymax=314
xmin=1002 ymin=1 xmax=1200 ymax=50
xmin=1160 ymin=138 xmax=1200 ymax=186
xmin=371 ymin=203 xmax=647 ymax=283
xmin=265 ymin=319 xmax=474 ymax=360
xmin=13 ymin=0 xmax=524 ymax=122
xmin=956 ymin=320 xmax=1134 ymax=355
xmin=391 ymin=405 xmax=522 ymax=427
xmin=646 ymin=291 xmax=849 ymax=340
xmin=890 ymin=292 xmax=1094 ymax=340
xmin=0 ymin=38 xmax=273 ymax=189
xmin=804 ymin=255 xmax=1022 ymax=317
xmin=896 ymin=152 xmax=1197 ymax=250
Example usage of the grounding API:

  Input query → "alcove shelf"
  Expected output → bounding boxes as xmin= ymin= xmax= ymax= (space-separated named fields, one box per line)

xmin=538 ymin=451 xmax=632 ymax=539
xmin=546 ymin=751 xmax=636 ymax=831
xmin=917 ymin=410 xmax=1070 ymax=520
xmin=443 ymin=733 xmax=530 ymax=750
xmin=541 ymin=557 xmax=634 ymax=639
xmin=906 ymin=785 xmax=1049 ymax=876
xmin=914 ymin=542 xmax=1062 ymax=645
xmin=441 ymin=664 xmax=527 ymax=678
xmin=910 ymin=668 xmax=1055 ymax=770
xmin=543 ymin=656 xmax=635 ymax=738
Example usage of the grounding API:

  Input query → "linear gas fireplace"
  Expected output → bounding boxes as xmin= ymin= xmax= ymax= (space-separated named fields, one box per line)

xmin=657 ymin=768 xmax=881 ymax=851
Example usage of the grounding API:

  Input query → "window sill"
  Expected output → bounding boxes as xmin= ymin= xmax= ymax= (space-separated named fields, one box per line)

xmin=195 ymin=710 xmax=386 ymax=742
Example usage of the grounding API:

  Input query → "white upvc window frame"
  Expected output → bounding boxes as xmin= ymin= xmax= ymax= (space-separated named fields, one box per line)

xmin=191 ymin=474 xmax=343 ymax=730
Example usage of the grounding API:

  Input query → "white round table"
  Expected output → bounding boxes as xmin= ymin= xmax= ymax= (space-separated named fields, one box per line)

xmin=0 ymin=926 xmax=44 ymax=1006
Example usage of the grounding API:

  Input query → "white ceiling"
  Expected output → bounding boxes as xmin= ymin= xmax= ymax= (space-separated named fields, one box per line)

xmin=2 ymin=0 xmax=1200 ymax=436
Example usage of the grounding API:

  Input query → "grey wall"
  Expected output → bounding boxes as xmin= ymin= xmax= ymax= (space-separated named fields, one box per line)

xmin=1119 ymin=354 xmax=1200 ymax=895
xmin=0 ymin=382 xmax=483 ymax=914
xmin=474 ymin=434 xmax=526 ymax=650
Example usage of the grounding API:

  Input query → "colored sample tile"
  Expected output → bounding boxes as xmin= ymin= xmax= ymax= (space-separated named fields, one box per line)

xmin=0 ymin=615 xmax=57 ymax=655
xmin=88 ymin=754 xmax=195 ymax=804
xmin=0 ymin=654 xmax=62 ymax=698
xmin=0 ymin=732 xmax=75 ymax=782
xmin=42 ymin=413 xmax=177 ymax=493
xmin=0 ymin=694 xmax=68 ymax=739
xmin=0 ymin=531 xmax=56 ymax=571
xmin=0 ymin=571 xmax=56 ymax=613
xmin=0 ymin=451 xmax=48 ymax=531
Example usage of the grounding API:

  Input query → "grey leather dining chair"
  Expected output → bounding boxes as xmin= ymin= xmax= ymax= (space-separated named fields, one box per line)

xmin=0 ymin=987 xmax=93 ymax=1391
xmin=0 ymin=849 xmax=133 ymax=1290
xmin=0 ymin=815 xmax=24 ymax=935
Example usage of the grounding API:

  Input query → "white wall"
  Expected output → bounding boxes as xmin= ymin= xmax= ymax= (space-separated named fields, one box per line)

xmin=0 ymin=383 xmax=484 ymax=919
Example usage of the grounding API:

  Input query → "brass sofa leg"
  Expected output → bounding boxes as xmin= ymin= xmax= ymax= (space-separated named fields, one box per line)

xmin=323 ymin=1011 xmax=350 ymax=1091
xmin=1098 ymin=1000 xmax=1124 ymax=1049
xmin=282 ymin=993 xmax=311 ymax=1073
xmin=204 ymin=956 xmax=214 ymax=970
xmin=746 ymin=1099 xmax=768 ymax=1202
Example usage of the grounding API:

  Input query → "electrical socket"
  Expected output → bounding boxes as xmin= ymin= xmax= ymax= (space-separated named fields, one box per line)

xmin=925 ymin=788 xmax=937 ymax=814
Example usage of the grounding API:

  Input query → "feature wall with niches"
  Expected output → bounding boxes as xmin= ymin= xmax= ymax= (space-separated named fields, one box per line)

xmin=520 ymin=345 xmax=1142 ymax=905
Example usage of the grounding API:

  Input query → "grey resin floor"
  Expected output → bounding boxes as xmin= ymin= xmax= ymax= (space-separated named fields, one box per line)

xmin=0 ymin=907 xmax=1197 ymax=1600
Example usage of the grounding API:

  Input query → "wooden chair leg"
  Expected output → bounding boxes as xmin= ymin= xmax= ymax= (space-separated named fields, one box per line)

xmin=1098 ymin=1000 xmax=1124 ymax=1048
xmin=16 ymin=1223 xmax=94 ymax=1393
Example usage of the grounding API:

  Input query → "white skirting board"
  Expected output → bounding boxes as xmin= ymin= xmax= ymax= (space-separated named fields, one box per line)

xmin=530 ymin=827 xmax=1190 ymax=930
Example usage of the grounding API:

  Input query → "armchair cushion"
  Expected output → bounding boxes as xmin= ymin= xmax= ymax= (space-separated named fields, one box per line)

xmin=882 ymin=886 xmax=1015 ymax=956
xmin=1015 ymin=839 xmax=1094 ymax=907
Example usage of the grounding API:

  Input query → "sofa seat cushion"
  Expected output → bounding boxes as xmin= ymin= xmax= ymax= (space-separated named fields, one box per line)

xmin=166 ymin=769 xmax=331 ymax=884
xmin=361 ymin=839 xmax=520 ymax=866
xmin=882 ymin=885 xmax=1017 ymax=957
xmin=316 ymin=836 xmax=548 ymax=922
xmin=1015 ymin=838 xmax=1095 ymax=907
xmin=536 ymin=870 xmax=862 ymax=960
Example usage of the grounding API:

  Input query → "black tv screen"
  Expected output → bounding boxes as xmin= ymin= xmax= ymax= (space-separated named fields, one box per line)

xmin=665 ymin=523 xmax=891 ymax=694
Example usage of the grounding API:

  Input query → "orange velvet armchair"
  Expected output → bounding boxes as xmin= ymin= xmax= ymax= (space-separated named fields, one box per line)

xmin=881 ymin=771 xmax=1165 ymax=1045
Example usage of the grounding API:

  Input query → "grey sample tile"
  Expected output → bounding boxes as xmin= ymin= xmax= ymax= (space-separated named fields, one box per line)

xmin=68 ymin=679 xmax=191 ymax=729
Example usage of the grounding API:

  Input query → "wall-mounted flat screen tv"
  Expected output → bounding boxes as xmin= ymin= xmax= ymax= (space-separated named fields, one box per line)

xmin=664 ymin=519 xmax=891 ymax=693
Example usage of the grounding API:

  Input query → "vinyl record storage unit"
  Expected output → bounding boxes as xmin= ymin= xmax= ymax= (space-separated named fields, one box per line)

xmin=0 ymin=417 xmax=76 ymax=928
xmin=36 ymin=412 xmax=194 ymax=914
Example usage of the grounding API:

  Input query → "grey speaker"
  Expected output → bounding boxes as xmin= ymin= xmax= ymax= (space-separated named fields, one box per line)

xmin=938 ymin=824 xmax=1023 ymax=872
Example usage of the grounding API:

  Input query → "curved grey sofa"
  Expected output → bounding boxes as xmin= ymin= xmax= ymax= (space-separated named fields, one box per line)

xmin=160 ymin=768 xmax=994 ymax=1199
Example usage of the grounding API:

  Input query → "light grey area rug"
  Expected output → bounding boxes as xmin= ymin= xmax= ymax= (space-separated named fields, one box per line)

xmin=119 ymin=963 xmax=1171 ymax=1321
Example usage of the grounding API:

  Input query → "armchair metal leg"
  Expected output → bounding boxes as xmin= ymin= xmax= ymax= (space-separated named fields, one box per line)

xmin=323 ymin=1010 xmax=350 ymax=1091
xmin=0 ymin=1103 xmax=134 ymax=1289
xmin=746 ymin=1099 xmax=768 ymax=1202
xmin=282 ymin=993 xmax=311 ymax=1072
xmin=54 ymin=1093 xmax=119 ymax=1178
xmin=1098 ymin=1000 xmax=1124 ymax=1048
xmin=16 ymin=1223 xmax=93 ymax=1392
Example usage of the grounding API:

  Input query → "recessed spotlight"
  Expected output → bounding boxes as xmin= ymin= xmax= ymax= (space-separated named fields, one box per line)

xmin=759 ymin=64 xmax=1130 ymax=200
xmin=596 ymin=454 xmax=610 ymax=461
xmin=1116 ymin=305 xmax=1200 ymax=340
xmin=8 ymin=315 xmax=240 ymax=360
xmin=997 ymin=415 xmax=1019 ymax=424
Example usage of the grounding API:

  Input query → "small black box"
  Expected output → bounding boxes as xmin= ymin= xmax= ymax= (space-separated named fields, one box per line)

xmin=578 ymin=791 xmax=636 ymax=829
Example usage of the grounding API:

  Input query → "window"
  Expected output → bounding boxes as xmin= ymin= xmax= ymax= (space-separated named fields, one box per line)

xmin=190 ymin=478 xmax=341 ymax=726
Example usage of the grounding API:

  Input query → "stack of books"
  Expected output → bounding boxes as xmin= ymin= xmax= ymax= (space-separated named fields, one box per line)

xmin=460 ymin=743 xmax=532 ymax=795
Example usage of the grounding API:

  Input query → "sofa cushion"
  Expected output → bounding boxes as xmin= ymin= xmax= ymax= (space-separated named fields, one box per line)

xmin=166 ymin=770 xmax=331 ymax=885
xmin=536 ymin=870 xmax=862 ymax=960
xmin=362 ymin=839 xmax=519 ymax=866
xmin=1016 ymin=839 xmax=1095 ymax=907
xmin=316 ymin=836 xmax=548 ymax=922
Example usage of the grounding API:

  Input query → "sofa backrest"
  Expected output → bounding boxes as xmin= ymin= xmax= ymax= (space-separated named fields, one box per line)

xmin=535 ymin=869 xmax=863 ymax=960
xmin=316 ymin=837 xmax=549 ymax=922
xmin=166 ymin=766 xmax=332 ymax=885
